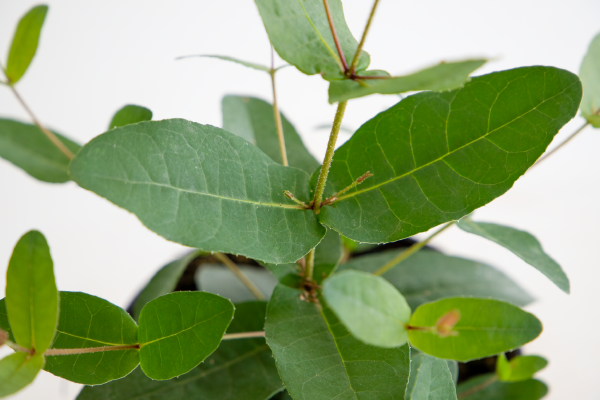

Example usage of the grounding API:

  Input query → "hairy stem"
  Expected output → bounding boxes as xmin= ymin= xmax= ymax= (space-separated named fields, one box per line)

xmin=457 ymin=375 xmax=497 ymax=399
xmin=214 ymin=252 xmax=266 ymax=301
xmin=45 ymin=344 xmax=139 ymax=356
xmin=305 ymin=249 xmax=316 ymax=281
xmin=270 ymin=48 xmax=288 ymax=166
xmin=535 ymin=119 xmax=590 ymax=167
xmin=323 ymin=0 xmax=348 ymax=73
xmin=322 ymin=171 xmax=373 ymax=206
xmin=222 ymin=331 xmax=265 ymax=340
xmin=313 ymin=100 xmax=348 ymax=214
xmin=9 ymin=85 xmax=74 ymax=160
xmin=374 ymin=221 xmax=455 ymax=276
xmin=349 ymin=0 xmax=380 ymax=76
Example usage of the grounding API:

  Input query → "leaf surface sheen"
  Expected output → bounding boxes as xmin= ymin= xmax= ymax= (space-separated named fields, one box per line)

xmin=319 ymin=66 xmax=582 ymax=243
xmin=405 ymin=354 xmax=457 ymax=400
xmin=580 ymin=32 xmax=600 ymax=127
xmin=77 ymin=302 xmax=283 ymax=400
xmin=457 ymin=218 xmax=569 ymax=293
xmin=69 ymin=119 xmax=325 ymax=264
xmin=265 ymin=284 xmax=410 ymax=400
xmin=138 ymin=291 xmax=234 ymax=380
xmin=109 ymin=105 xmax=152 ymax=129
xmin=456 ymin=373 xmax=547 ymax=400
xmin=0 ymin=352 xmax=44 ymax=397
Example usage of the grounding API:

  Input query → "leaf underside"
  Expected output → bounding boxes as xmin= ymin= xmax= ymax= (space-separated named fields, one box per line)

xmin=405 ymin=353 xmax=457 ymax=400
xmin=0 ymin=353 xmax=44 ymax=397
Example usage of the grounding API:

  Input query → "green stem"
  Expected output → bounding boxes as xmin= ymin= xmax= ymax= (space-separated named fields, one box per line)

xmin=374 ymin=221 xmax=455 ymax=276
xmin=534 ymin=119 xmax=590 ymax=167
xmin=313 ymin=100 xmax=348 ymax=214
xmin=214 ymin=252 xmax=266 ymax=301
xmin=305 ymin=249 xmax=316 ymax=281
xmin=270 ymin=47 xmax=288 ymax=166
xmin=349 ymin=0 xmax=380 ymax=76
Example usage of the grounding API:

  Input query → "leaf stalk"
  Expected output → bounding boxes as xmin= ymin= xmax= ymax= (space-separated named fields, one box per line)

xmin=348 ymin=0 xmax=380 ymax=76
xmin=270 ymin=47 xmax=289 ymax=166
xmin=323 ymin=0 xmax=349 ymax=73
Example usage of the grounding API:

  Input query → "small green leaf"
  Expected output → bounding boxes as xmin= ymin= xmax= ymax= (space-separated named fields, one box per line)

xmin=6 ymin=230 xmax=58 ymax=354
xmin=405 ymin=353 xmax=457 ymax=400
xmin=322 ymin=270 xmax=411 ymax=348
xmin=254 ymin=0 xmax=369 ymax=80
xmin=178 ymin=54 xmax=271 ymax=72
xmin=132 ymin=251 xmax=201 ymax=321
xmin=108 ymin=105 xmax=152 ymax=130
xmin=222 ymin=95 xmax=319 ymax=174
xmin=69 ymin=119 xmax=326 ymax=264
xmin=328 ymin=60 xmax=486 ymax=103
xmin=0 ymin=353 xmax=44 ymax=398
xmin=266 ymin=284 xmax=410 ymax=399
xmin=456 ymin=374 xmax=547 ymax=400
xmin=44 ymin=292 xmax=139 ymax=385
xmin=580 ymin=32 xmax=600 ymax=127
xmin=0 ymin=119 xmax=80 ymax=183
xmin=338 ymin=249 xmax=533 ymax=309
xmin=196 ymin=264 xmax=278 ymax=302
xmin=496 ymin=354 xmax=548 ymax=382
xmin=77 ymin=302 xmax=283 ymax=400
xmin=408 ymin=298 xmax=542 ymax=362
xmin=138 ymin=291 xmax=234 ymax=380
xmin=4 ymin=5 xmax=48 ymax=84
xmin=319 ymin=66 xmax=582 ymax=243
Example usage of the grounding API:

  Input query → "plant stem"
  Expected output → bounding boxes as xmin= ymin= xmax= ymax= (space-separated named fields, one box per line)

xmin=45 ymin=344 xmax=139 ymax=356
xmin=270 ymin=47 xmax=288 ymax=166
xmin=8 ymin=85 xmax=74 ymax=160
xmin=213 ymin=252 xmax=266 ymax=301
xmin=374 ymin=221 xmax=455 ymax=276
xmin=349 ymin=0 xmax=380 ymax=76
xmin=534 ymin=119 xmax=590 ymax=167
xmin=322 ymin=171 xmax=373 ymax=206
xmin=305 ymin=249 xmax=316 ymax=281
xmin=222 ymin=331 xmax=265 ymax=340
xmin=323 ymin=0 xmax=349 ymax=73
xmin=5 ymin=340 xmax=34 ymax=355
xmin=313 ymin=100 xmax=348 ymax=214
xmin=457 ymin=375 xmax=498 ymax=399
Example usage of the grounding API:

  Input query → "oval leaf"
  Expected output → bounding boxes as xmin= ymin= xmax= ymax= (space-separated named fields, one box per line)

xmin=69 ymin=119 xmax=325 ymax=264
xmin=44 ymin=292 xmax=139 ymax=385
xmin=580 ymin=32 xmax=600 ymax=127
xmin=319 ymin=66 xmax=582 ymax=243
xmin=496 ymin=354 xmax=548 ymax=382
xmin=108 ymin=105 xmax=152 ymax=129
xmin=405 ymin=354 xmax=457 ymax=400
xmin=0 ymin=119 xmax=80 ymax=183
xmin=0 ymin=353 xmax=44 ymax=397
xmin=4 ymin=5 xmax=48 ymax=84
xmin=138 ymin=291 xmax=234 ymax=380
xmin=6 ymin=230 xmax=58 ymax=354
xmin=323 ymin=270 xmax=411 ymax=348
xmin=456 ymin=373 xmax=547 ymax=400
xmin=408 ymin=298 xmax=542 ymax=362
xmin=457 ymin=218 xmax=569 ymax=293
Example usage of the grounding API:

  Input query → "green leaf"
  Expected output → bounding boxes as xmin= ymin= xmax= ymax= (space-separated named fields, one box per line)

xmin=69 ymin=119 xmax=326 ymax=264
xmin=6 ymin=230 xmax=58 ymax=354
xmin=44 ymin=292 xmax=139 ymax=385
xmin=4 ymin=5 xmax=48 ymax=84
xmin=178 ymin=54 xmax=271 ymax=72
xmin=78 ymin=302 xmax=283 ymax=400
xmin=0 ymin=300 xmax=15 ymax=342
xmin=265 ymin=284 xmax=410 ymax=399
xmin=0 ymin=353 xmax=44 ymax=398
xmin=322 ymin=270 xmax=411 ymax=348
xmin=108 ymin=105 xmax=152 ymax=130
xmin=254 ymin=0 xmax=369 ymax=80
xmin=580 ymin=32 xmax=600 ymax=127
xmin=338 ymin=249 xmax=533 ymax=309
xmin=132 ymin=251 xmax=201 ymax=321
xmin=138 ymin=291 xmax=234 ymax=380
xmin=496 ymin=354 xmax=547 ymax=382
xmin=328 ymin=60 xmax=486 ymax=103
xmin=408 ymin=298 xmax=542 ymax=362
xmin=196 ymin=264 xmax=278 ymax=302
xmin=456 ymin=374 xmax=547 ymax=400
xmin=457 ymin=218 xmax=569 ymax=293
xmin=222 ymin=95 xmax=319 ymax=174
xmin=319 ymin=66 xmax=582 ymax=243
xmin=405 ymin=353 xmax=457 ymax=400
xmin=0 ymin=119 xmax=80 ymax=183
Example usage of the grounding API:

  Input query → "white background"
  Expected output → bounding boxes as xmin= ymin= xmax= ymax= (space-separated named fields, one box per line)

xmin=1 ymin=0 xmax=599 ymax=399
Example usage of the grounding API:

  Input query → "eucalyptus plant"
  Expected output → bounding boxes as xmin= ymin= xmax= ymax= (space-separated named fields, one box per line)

xmin=1 ymin=2 xmax=598 ymax=400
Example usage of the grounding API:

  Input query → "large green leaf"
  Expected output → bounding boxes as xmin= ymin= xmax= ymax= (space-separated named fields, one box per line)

xmin=6 ymin=230 xmax=58 ymax=354
xmin=196 ymin=264 xmax=278 ymax=302
xmin=0 ymin=119 xmax=80 ymax=183
xmin=0 ymin=353 xmax=44 ymax=398
xmin=338 ymin=249 xmax=533 ymax=309
xmin=265 ymin=284 xmax=410 ymax=399
xmin=109 ymin=105 xmax=153 ymax=129
xmin=254 ymin=0 xmax=369 ymax=80
xmin=328 ymin=60 xmax=486 ymax=103
xmin=138 ymin=291 xmax=234 ymax=380
xmin=456 ymin=374 xmax=547 ymax=400
xmin=496 ymin=354 xmax=547 ymax=382
xmin=319 ymin=66 xmax=582 ymax=243
xmin=405 ymin=354 xmax=457 ymax=400
xmin=457 ymin=218 xmax=569 ymax=293
xmin=69 ymin=119 xmax=325 ymax=264
xmin=322 ymin=270 xmax=411 ymax=348
xmin=44 ymin=292 xmax=139 ymax=385
xmin=77 ymin=302 xmax=283 ymax=400
xmin=132 ymin=251 xmax=200 ymax=321
xmin=222 ymin=95 xmax=319 ymax=174
xmin=580 ymin=32 xmax=600 ymax=127
xmin=408 ymin=298 xmax=542 ymax=362
xmin=4 ymin=5 xmax=48 ymax=84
